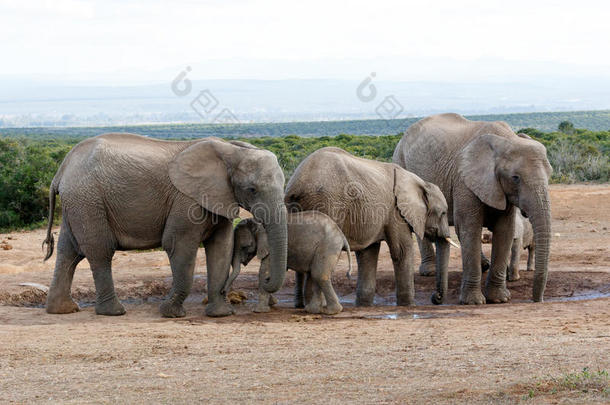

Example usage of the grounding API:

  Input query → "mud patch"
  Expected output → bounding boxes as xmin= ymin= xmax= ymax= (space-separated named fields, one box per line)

xmin=0 ymin=288 xmax=47 ymax=307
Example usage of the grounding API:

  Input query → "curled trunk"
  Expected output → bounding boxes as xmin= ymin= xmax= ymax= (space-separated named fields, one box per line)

xmin=222 ymin=254 xmax=243 ymax=295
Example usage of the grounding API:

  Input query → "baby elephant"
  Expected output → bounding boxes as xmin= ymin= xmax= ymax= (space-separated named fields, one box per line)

xmin=225 ymin=211 xmax=352 ymax=315
xmin=508 ymin=210 xmax=535 ymax=281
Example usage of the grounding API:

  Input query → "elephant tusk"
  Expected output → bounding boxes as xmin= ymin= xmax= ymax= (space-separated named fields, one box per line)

xmin=445 ymin=237 xmax=460 ymax=248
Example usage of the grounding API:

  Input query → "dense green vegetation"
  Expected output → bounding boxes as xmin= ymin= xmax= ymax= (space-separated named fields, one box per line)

xmin=2 ymin=110 xmax=609 ymax=139
xmin=0 ymin=120 xmax=608 ymax=231
xmin=0 ymin=138 xmax=72 ymax=230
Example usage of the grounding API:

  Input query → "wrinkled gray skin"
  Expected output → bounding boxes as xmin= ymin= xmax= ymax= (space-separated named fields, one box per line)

xmin=42 ymin=133 xmax=287 ymax=318
xmin=226 ymin=211 xmax=351 ymax=315
xmin=508 ymin=210 xmax=535 ymax=281
xmin=285 ymin=147 xmax=451 ymax=307
xmin=393 ymin=113 xmax=552 ymax=304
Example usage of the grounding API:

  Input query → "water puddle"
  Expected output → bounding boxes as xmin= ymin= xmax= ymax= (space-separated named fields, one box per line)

xmin=362 ymin=311 xmax=468 ymax=320
xmin=546 ymin=291 xmax=610 ymax=302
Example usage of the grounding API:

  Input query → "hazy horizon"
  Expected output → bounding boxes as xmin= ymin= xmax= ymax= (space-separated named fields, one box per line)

xmin=1 ymin=0 xmax=609 ymax=127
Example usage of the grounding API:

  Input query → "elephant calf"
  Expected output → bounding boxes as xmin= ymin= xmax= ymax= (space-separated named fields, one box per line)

xmin=508 ymin=210 xmax=535 ymax=281
xmin=225 ymin=211 xmax=352 ymax=315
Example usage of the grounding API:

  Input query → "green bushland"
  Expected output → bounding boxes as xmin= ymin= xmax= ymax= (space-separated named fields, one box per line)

xmin=0 ymin=124 xmax=608 ymax=231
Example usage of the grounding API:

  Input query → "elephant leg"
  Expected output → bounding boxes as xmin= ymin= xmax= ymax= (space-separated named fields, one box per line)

xmin=304 ymin=275 xmax=324 ymax=314
xmin=203 ymin=218 xmax=235 ymax=317
xmin=355 ymin=242 xmax=381 ymax=306
xmin=480 ymin=252 xmax=490 ymax=272
xmin=526 ymin=247 xmax=534 ymax=271
xmin=310 ymin=257 xmax=342 ymax=315
xmin=46 ymin=223 xmax=84 ymax=314
xmin=484 ymin=211 xmax=515 ymax=303
xmin=455 ymin=198 xmax=486 ymax=305
xmin=387 ymin=231 xmax=415 ymax=306
xmin=88 ymin=255 xmax=125 ymax=316
xmin=159 ymin=236 xmax=200 ymax=318
xmin=294 ymin=271 xmax=305 ymax=308
xmin=507 ymin=238 xmax=522 ymax=281
xmin=417 ymin=235 xmax=436 ymax=276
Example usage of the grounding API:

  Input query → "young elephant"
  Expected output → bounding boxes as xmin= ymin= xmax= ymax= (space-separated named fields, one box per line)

xmin=225 ymin=211 xmax=352 ymax=315
xmin=508 ymin=210 xmax=535 ymax=281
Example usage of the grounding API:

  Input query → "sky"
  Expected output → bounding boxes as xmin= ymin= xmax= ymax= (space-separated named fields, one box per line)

xmin=1 ymin=0 xmax=609 ymax=84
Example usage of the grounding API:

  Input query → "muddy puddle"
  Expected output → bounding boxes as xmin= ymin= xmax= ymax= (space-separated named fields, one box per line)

xmin=361 ymin=312 xmax=469 ymax=320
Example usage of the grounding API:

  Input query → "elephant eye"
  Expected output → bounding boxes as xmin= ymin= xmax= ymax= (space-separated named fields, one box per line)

xmin=511 ymin=175 xmax=520 ymax=184
xmin=247 ymin=187 xmax=257 ymax=194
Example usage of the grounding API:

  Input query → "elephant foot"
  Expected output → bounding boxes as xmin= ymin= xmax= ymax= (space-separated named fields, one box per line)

xmin=322 ymin=303 xmax=343 ymax=315
xmin=526 ymin=267 xmax=534 ymax=272
xmin=268 ymin=295 xmax=278 ymax=307
xmin=481 ymin=256 xmax=490 ymax=272
xmin=253 ymin=302 xmax=271 ymax=313
xmin=46 ymin=296 xmax=80 ymax=314
xmin=304 ymin=303 xmax=322 ymax=314
xmin=507 ymin=268 xmax=521 ymax=282
xmin=96 ymin=296 xmax=126 ymax=316
xmin=485 ymin=285 xmax=511 ymax=304
xmin=205 ymin=300 xmax=235 ymax=317
xmin=160 ymin=301 xmax=186 ymax=318
xmin=459 ymin=289 xmax=486 ymax=305
xmin=431 ymin=291 xmax=444 ymax=305
xmin=418 ymin=261 xmax=436 ymax=276
xmin=396 ymin=295 xmax=415 ymax=307
xmin=355 ymin=288 xmax=375 ymax=306
xmin=294 ymin=296 xmax=305 ymax=309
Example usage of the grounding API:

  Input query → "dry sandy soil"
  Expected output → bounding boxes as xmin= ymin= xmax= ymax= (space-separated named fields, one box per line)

xmin=1 ymin=184 xmax=609 ymax=404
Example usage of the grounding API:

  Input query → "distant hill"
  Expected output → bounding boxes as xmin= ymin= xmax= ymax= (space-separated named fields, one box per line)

xmin=1 ymin=110 xmax=609 ymax=139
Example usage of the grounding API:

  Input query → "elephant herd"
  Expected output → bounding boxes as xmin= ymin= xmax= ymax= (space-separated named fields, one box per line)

xmin=42 ymin=113 xmax=552 ymax=317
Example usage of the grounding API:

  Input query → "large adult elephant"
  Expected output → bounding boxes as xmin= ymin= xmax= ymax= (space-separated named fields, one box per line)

xmin=285 ymin=147 xmax=452 ymax=306
xmin=42 ymin=133 xmax=287 ymax=317
xmin=393 ymin=113 xmax=552 ymax=304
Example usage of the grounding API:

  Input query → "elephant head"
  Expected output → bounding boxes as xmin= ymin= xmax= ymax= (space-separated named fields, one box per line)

xmin=223 ymin=219 xmax=269 ymax=293
xmin=168 ymin=139 xmax=287 ymax=293
xmin=394 ymin=168 xmax=451 ymax=303
xmin=458 ymin=134 xmax=552 ymax=302
xmin=394 ymin=167 xmax=450 ymax=241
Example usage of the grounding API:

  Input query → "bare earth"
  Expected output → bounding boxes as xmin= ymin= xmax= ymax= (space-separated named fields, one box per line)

xmin=1 ymin=184 xmax=609 ymax=404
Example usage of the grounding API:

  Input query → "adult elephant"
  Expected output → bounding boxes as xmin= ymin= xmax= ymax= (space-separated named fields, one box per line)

xmin=42 ymin=133 xmax=287 ymax=317
xmin=393 ymin=113 xmax=552 ymax=304
xmin=285 ymin=147 xmax=453 ymax=307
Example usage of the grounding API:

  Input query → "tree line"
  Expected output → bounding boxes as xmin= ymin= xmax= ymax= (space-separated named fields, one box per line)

xmin=0 ymin=124 xmax=608 ymax=231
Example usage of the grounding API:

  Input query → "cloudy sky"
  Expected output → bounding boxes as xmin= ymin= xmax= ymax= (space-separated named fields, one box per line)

xmin=1 ymin=0 xmax=609 ymax=84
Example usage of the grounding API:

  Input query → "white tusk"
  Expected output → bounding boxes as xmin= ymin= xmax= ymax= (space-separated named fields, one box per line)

xmin=445 ymin=237 xmax=460 ymax=248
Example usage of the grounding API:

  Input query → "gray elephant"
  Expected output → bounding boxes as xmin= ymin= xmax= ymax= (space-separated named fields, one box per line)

xmin=226 ymin=211 xmax=352 ymax=314
xmin=393 ymin=113 xmax=552 ymax=304
xmin=42 ymin=133 xmax=288 ymax=318
xmin=285 ymin=147 xmax=453 ymax=307
xmin=508 ymin=210 xmax=535 ymax=281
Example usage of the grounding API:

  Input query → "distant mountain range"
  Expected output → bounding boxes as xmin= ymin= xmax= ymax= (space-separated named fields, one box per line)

xmin=2 ymin=110 xmax=609 ymax=139
xmin=1 ymin=78 xmax=610 ymax=128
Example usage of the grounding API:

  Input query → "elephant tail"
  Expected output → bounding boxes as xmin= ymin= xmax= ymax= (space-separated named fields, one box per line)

xmin=342 ymin=235 xmax=353 ymax=280
xmin=42 ymin=180 xmax=58 ymax=261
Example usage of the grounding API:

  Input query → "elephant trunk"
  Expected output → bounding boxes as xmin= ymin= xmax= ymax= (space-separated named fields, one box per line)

xmin=259 ymin=202 xmax=288 ymax=293
xmin=431 ymin=238 xmax=449 ymax=305
xmin=523 ymin=185 xmax=552 ymax=302
xmin=222 ymin=251 xmax=242 ymax=295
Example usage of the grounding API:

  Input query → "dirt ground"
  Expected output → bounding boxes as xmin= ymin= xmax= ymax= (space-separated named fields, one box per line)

xmin=1 ymin=184 xmax=608 ymax=404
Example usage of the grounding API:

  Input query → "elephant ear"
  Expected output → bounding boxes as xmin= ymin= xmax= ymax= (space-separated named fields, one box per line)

xmin=169 ymin=139 xmax=239 ymax=219
xmin=393 ymin=167 xmax=427 ymax=239
xmin=458 ymin=134 xmax=509 ymax=211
